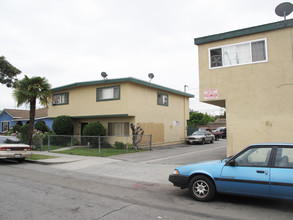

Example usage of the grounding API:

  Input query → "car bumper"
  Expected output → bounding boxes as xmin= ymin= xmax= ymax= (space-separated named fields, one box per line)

xmin=169 ymin=174 xmax=189 ymax=189
xmin=186 ymin=139 xmax=201 ymax=144
xmin=0 ymin=151 xmax=32 ymax=159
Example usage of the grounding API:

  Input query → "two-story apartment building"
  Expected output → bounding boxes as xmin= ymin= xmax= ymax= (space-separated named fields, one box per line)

xmin=48 ymin=77 xmax=194 ymax=145
xmin=194 ymin=19 xmax=293 ymax=156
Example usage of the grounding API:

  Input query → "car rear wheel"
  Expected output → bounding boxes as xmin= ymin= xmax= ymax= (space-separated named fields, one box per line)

xmin=189 ymin=175 xmax=216 ymax=202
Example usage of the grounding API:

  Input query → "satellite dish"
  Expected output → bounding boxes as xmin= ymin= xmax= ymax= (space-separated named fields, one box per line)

xmin=148 ymin=73 xmax=154 ymax=82
xmin=275 ymin=2 xmax=293 ymax=20
xmin=101 ymin=72 xmax=108 ymax=80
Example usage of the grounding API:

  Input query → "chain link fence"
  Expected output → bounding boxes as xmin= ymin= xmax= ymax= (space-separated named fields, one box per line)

xmin=187 ymin=127 xmax=198 ymax=136
xmin=33 ymin=134 xmax=152 ymax=157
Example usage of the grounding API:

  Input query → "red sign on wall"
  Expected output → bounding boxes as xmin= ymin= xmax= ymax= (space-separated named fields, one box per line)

xmin=204 ymin=89 xmax=218 ymax=100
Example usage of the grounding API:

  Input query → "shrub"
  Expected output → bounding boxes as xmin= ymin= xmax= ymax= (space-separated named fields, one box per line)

xmin=42 ymin=131 xmax=55 ymax=145
xmin=32 ymin=129 xmax=43 ymax=150
xmin=101 ymin=141 xmax=112 ymax=148
xmin=82 ymin=122 xmax=106 ymax=136
xmin=12 ymin=124 xmax=22 ymax=133
xmin=35 ymin=121 xmax=49 ymax=133
xmin=52 ymin=115 xmax=74 ymax=135
xmin=82 ymin=122 xmax=106 ymax=148
xmin=72 ymin=138 xmax=80 ymax=146
xmin=19 ymin=124 xmax=30 ymax=144
xmin=114 ymin=141 xmax=125 ymax=149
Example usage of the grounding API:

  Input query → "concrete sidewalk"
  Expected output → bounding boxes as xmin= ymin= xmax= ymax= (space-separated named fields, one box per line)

xmin=28 ymin=151 xmax=92 ymax=164
xmin=28 ymin=150 xmax=178 ymax=185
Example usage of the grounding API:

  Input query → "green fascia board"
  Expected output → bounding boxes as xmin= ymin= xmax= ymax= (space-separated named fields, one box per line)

xmin=194 ymin=19 xmax=293 ymax=45
xmin=71 ymin=114 xmax=131 ymax=119
xmin=51 ymin=77 xmax=194 ymax=98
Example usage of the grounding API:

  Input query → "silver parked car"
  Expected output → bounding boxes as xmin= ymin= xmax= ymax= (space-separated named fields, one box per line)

xmin=0 ymin=136 xmax=32 ymax=162
xmin=186 ymin=131 xmax=215 ymax=145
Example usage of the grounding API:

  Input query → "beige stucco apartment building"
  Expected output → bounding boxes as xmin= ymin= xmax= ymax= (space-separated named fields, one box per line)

xmin=194 ymin=19 xmax=293 ymax=156
xmin=48 ymin=77 xmax=193 ymax=146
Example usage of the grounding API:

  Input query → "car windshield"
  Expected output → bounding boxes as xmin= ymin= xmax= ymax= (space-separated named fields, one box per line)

xmin=0 ymin=137 xmax=22 ymax=144
xmin=192 ymin=131 xmax=206 ymax=135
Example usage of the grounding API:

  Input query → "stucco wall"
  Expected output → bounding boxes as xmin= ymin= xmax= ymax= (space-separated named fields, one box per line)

xmin=48 ymin=81 xmax=190 ymax=145
xmin=198 ymin=27 xmax=293 ymax=155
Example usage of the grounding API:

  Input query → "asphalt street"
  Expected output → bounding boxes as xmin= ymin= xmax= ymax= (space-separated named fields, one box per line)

xmin=1 ymin=139 xmax=293 ymax=220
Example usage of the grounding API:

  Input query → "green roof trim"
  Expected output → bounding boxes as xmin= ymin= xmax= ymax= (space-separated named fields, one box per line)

xmin=51 ymin=77 xmax=194 ymax=98
xmin=194 ymin=19 xmax=293 ymax=45
xmin=71 ymin=114 xmax=131 ymax=119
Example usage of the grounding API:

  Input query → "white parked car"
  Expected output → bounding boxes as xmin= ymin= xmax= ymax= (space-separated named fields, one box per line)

xmin=0 ymin=136 xmax=32 ymax=162
xmin=186 ymin=131 xmax=215 ymax=145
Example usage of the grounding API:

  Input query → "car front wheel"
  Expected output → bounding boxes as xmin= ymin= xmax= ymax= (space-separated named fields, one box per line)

xmin=189 ymin=175 xmax=215 ymax=202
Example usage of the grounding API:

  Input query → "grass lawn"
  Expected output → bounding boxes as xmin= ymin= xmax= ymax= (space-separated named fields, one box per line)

xmin=54 ymin=147 xmax=144 ymax=157
xmin=29 ymin=154 xmax=59 ymax=160
xmin=34 ymin=145 xmax=66 ymax=151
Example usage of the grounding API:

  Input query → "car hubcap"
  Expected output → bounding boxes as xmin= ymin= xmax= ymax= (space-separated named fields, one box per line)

xmin=193 ymin=180 xmax=209 ymax=198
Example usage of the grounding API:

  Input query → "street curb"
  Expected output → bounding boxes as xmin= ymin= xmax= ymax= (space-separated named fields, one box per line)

xmin=25 ymin=159 xmax=82 ymax=165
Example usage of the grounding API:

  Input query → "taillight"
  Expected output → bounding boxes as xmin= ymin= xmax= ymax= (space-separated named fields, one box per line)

xmin=0 ymin=146 xmax=31 ymax=151
xmin=0 ymin=147 xmax=11 ymax=151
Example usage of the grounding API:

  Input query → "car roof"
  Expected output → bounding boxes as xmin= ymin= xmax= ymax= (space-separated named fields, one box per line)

xmin=249 ymin=143 xmax=293 ymax=147
xmin=0 ymin=136 xmax=21 ymax=143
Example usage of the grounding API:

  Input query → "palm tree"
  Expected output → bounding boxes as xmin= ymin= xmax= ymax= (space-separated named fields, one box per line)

xmin=13 ymin=75 xmax=51 ymax=145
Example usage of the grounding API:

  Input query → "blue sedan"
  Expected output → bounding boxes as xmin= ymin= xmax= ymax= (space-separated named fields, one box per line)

xmin=169 ymin=143 xmax=293 ymax=201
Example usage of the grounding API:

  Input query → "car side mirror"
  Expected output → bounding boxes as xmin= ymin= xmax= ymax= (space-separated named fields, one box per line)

xmin=227 ymin=159 xmax=235 ymax=166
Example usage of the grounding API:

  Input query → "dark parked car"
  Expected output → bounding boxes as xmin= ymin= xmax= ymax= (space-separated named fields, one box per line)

xmin=169 ymin=143 xmax=293 ymax=201
xmin=213 ymin=127 xmax=226 ymax=139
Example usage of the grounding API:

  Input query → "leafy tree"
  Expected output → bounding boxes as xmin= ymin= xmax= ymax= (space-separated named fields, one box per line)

xmin=215 ymin=111 xmax=226 ymax=119
xmin=52 ymin=115 xmax=74 ymax=135
xmin=0 ymin=56 xmax=21 ymax=88
xmin=187 ymin=112 xmax=215 ymax=127
xmin=13 ymin=75 xmax=51 ymax=145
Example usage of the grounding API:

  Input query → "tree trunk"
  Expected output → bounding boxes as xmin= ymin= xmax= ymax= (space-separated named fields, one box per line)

xmin=28 ymin=99 xmax=36 ymax=146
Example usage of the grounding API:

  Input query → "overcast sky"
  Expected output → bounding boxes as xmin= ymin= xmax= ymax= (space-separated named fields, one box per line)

xmin=0 ymin=0 xmax=289 ymax=114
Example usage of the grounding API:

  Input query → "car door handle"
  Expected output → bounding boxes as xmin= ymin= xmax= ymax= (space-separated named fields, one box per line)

xmin=256 ymin=170 xmax=268 ymax=175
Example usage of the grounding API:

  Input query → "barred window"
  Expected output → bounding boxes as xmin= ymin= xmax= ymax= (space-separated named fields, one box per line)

xmin=157 ymin=92 xmax=168 ymax=106
xmin=209 ymin=39 xmax=267 ymax=68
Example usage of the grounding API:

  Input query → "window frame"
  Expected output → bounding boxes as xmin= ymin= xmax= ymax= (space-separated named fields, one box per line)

xmin=108 ymin=122 xmax=129 ymax=137
xmin=52 ymin=92 xmax=69 ymax=106
xmin=273 ymin=147 xmax=293 ymax=169
xmin=96 ymin=85 xmax=120 ymax=102
xmin=209 ymin=38 xmax=268 ymax=69
xmin=1 ymin=121 xmax=10 ymax=132
xmin=229 ymin=146 xmax=273 ymax=168
xmin=157 ymin=92 xmax=169 ymax=106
